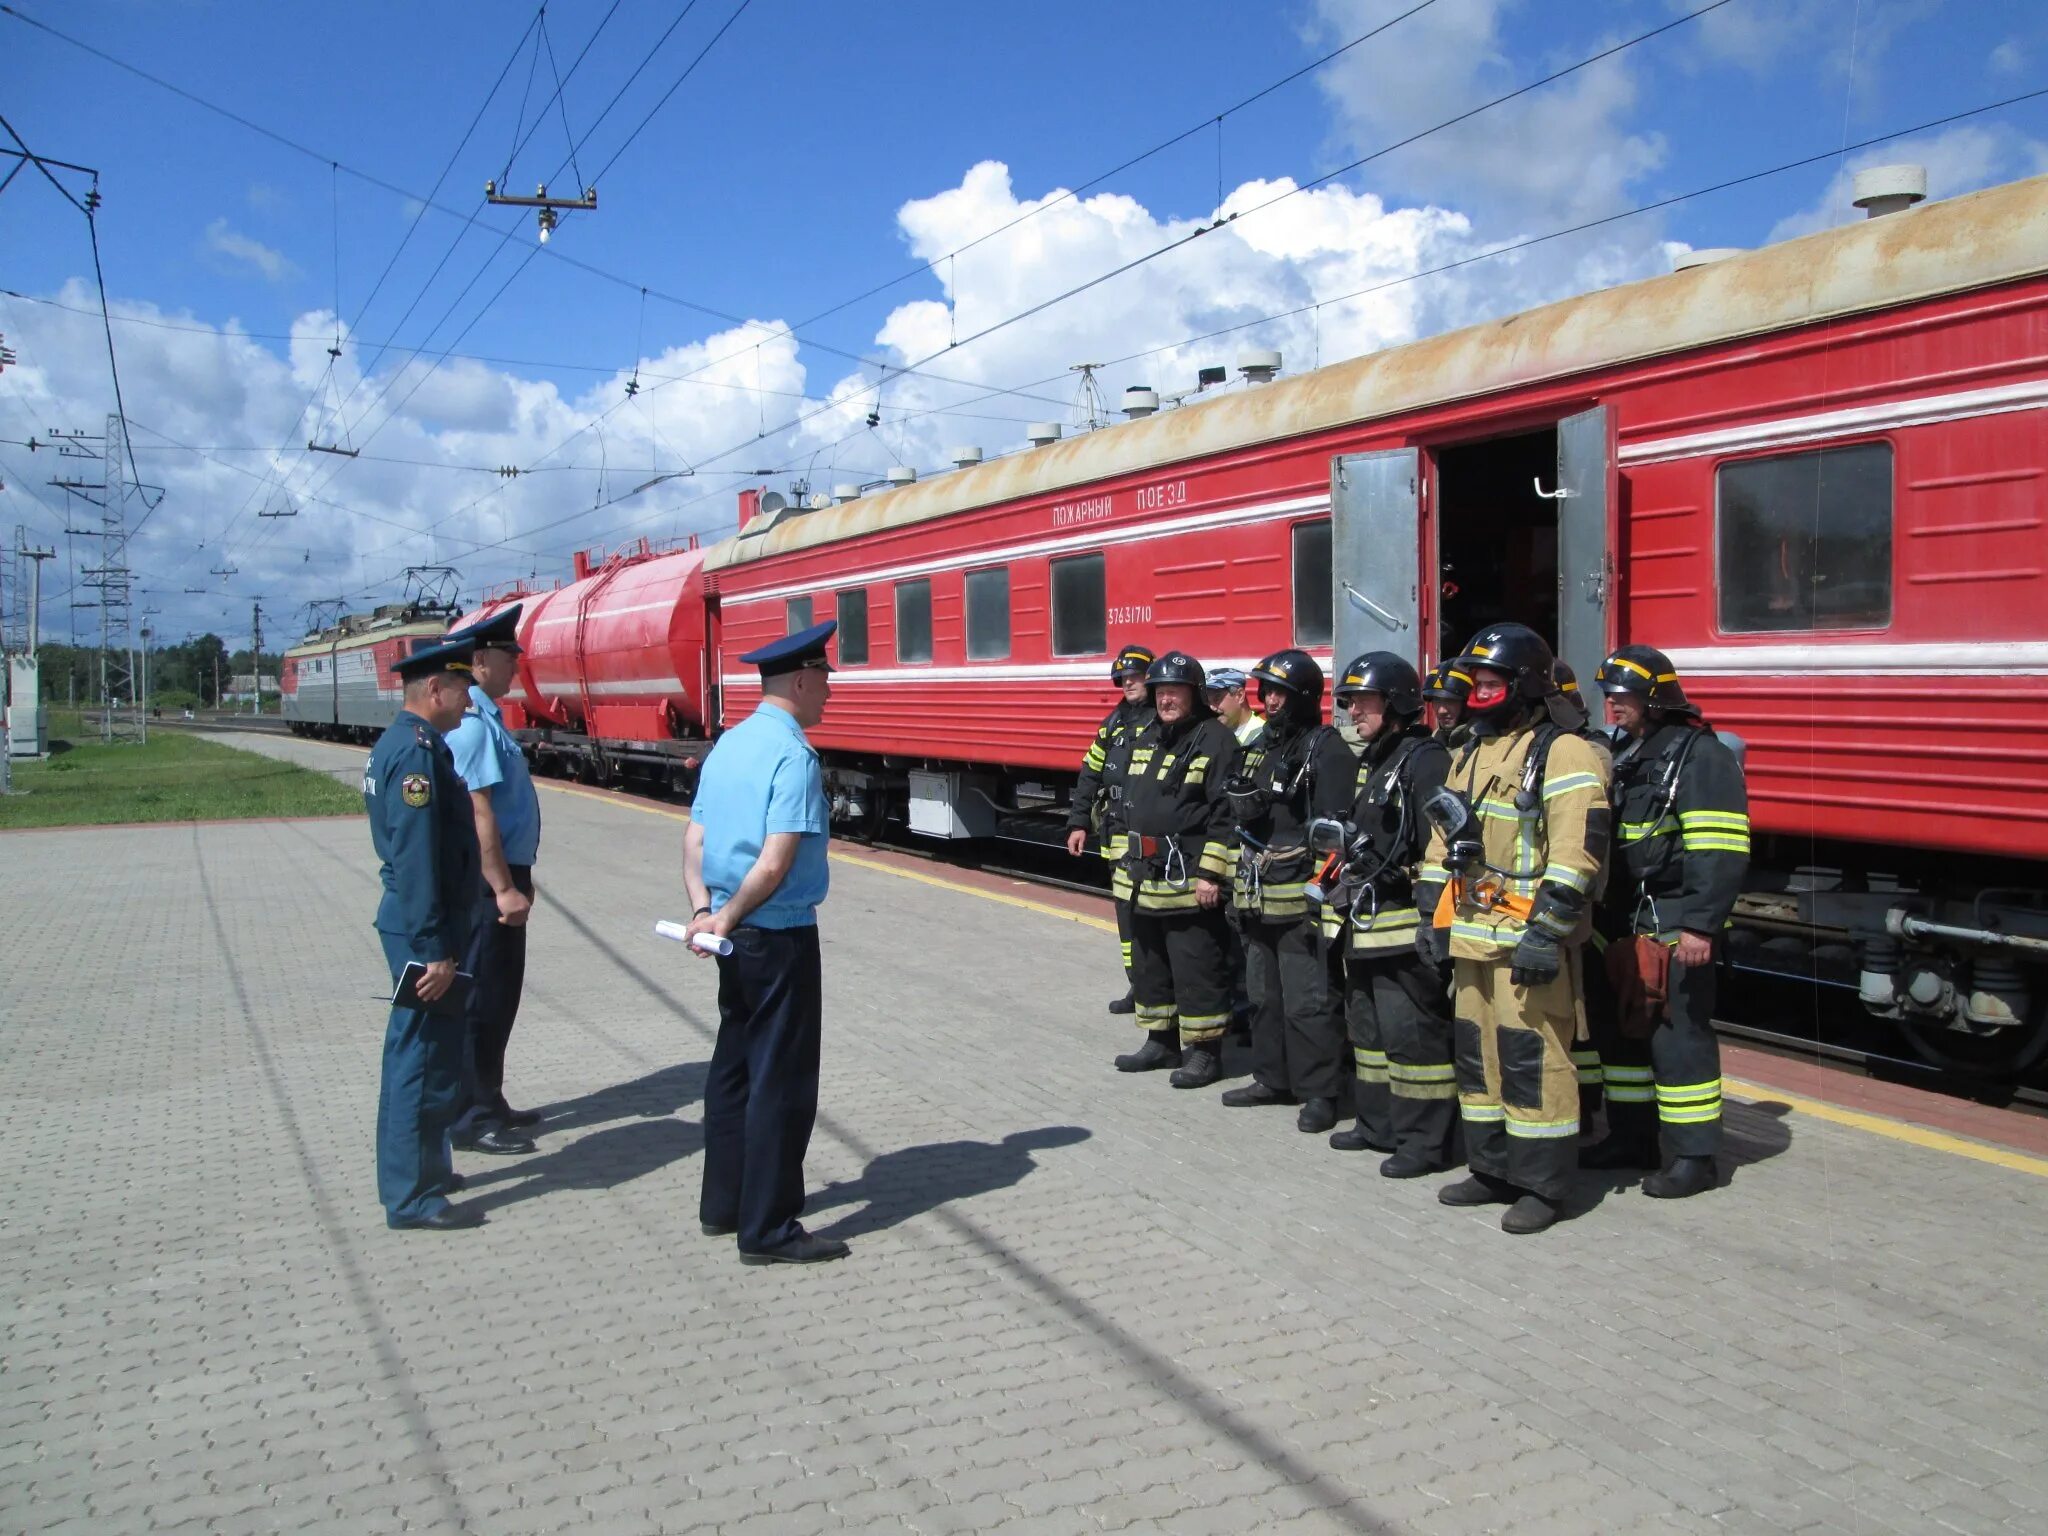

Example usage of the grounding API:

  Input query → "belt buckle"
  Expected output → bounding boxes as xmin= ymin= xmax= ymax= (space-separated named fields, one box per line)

xmin=1471 ymin=872 xmax=1509 ymax=910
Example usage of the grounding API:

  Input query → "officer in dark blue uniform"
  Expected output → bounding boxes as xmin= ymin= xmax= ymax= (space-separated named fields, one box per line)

xmin=682 ymin=620 xmax=847 ymax=1265
xmin=364 ymin=635 xmax=486 ymax=1231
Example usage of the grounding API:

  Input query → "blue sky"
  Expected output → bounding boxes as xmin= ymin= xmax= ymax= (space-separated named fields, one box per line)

xmin=3 ymin=0 xmax=2044 ymax=640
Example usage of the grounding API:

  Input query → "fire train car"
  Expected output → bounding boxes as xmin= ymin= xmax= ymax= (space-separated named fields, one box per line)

xmin=706 ymin=171 xmax=2048 ymax=1067
xmin=280 ymin=601 xmax=454 ymax=742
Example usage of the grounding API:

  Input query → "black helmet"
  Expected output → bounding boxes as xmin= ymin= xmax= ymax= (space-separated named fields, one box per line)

xmin=1333 ymin=651 xmax=1423 ymax=717
xmin=1110 ymin=642 xmax=1156 ymax=683
xmin=1421 ymin=661 xmax=1473 ymax=705
xmin=1250 ymin=648 xmax=1325 ymax=729
xmin=1596 ymin=644 xmax=1698 ymax=716
xmin=1145 ymin=649 xmax=1209 ymax=696
xmin=1550 ymin=661 xmax=1591 ymax=730
xmin=1451 ymin=623 xmax=1557 ymax=702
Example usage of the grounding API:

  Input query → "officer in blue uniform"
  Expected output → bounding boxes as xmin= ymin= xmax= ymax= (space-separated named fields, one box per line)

xmin=363 ymin=635 xmax=485 ymax=1231
xmin=681 ymin=620 xmax=848 ymax=1265
xmin=442 ymin=605 xmax=545 ymax=1156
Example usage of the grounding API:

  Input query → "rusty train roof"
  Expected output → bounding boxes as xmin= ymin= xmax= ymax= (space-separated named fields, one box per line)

xmin=706 ymin=171 xmax=2048 ymax=575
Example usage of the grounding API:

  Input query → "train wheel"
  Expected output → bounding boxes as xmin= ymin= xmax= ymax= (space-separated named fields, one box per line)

xmin=1897 ymin=1001 xmax=2048 ymax=1084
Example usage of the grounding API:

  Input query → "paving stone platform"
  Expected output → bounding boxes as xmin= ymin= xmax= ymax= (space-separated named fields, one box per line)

xmin=3 ymin=731 xmax=2046 ymax=1535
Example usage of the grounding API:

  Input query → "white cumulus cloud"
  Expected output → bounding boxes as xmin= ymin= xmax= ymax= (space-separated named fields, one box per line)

xmin=202 ymin=218 xmax=298 ymax=283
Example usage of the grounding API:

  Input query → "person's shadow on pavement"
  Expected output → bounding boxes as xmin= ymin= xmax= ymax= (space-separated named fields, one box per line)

xmin=527 ymin=1060 xmax=708 ymax=1138
xmin=807 ymin=1126 xmax=1091 ymax=1239
xmin=462 ymin=1115 xmax=703 ymax=1213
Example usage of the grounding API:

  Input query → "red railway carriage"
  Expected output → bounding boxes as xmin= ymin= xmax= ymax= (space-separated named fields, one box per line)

xmin=707 ymin=172 xmax=2048 ymax=1059
xmin=280 ymin=602 xmax=454 ymax=742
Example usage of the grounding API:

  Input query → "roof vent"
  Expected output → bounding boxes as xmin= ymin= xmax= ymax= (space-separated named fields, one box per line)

xmin=1673 ymin=247 xmax=1744 ymax=272
xmin=1123 ymin=386 xmax=1159 ymax=419
xmin=886 ymin=465 xmax=918 ymax=487
xmin=1238 ymin=349 xmax=1282 ymax=385
xmin=1027 ymin=421 xmax=1062 ymax=446
xmin=948 ymin=445 xmax=984 ymax=469
xmin=832 ymin=483 xmax=861 ymax=504
xmin=1853 ymin=164 xmax=1926 ymax=219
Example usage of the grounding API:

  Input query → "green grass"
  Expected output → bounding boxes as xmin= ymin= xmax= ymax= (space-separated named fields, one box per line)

xmin=1 ymin=728 xmax=362 ymax=829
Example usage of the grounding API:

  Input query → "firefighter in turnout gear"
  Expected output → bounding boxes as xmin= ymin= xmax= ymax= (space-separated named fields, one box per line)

xmin=1422 ymin=661 xmax=1473 ymax=749
xmin=1420 ymin=624 xmax=1611 ymax=1234
xmin=1551 ymin=660 xmax=1615 ymax=1129
xmin=1067 ymin=644 xmax=1157 ymax=1015
xmin=1323 ymin=653 xmax=1459 ymax=1174
xmin=1585 ymin=644 xmax=1750 ymax=1200
xmin=1221 ymin=649 xmax=1360 ymax=1132
xmin=1112 ymin=651 xmax=1239 ymax=1087
xmin=1207 ymin=666 xmax=1265 ymax=1032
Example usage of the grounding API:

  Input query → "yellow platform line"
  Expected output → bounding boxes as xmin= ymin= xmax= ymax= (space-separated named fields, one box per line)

xmin=537 ymin=774 xmax=2044 ymax=1175
xmin=1726 ymin=1077 xmax=2048 ymax=1179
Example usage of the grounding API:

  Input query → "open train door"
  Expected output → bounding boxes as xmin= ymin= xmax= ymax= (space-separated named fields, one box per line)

xmin=1330 ymin=448 xmax=1422 ymax=671
xmin=1554 ymin=405 xmax=1615 ymax=694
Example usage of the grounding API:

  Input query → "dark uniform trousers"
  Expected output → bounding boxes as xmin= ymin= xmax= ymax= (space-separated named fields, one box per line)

xmin=376 ymin=931 xmax=469 ymax=1222
xmin=1130 ymin=907 xmax=1232 ymax=1045
xmin=1245 ymin=915 xmax=1347 ymax=1102
xmin=1346 ymin=951 xmax=1460 ymax=1167
xmin=454 ymin=864 xmax=532 ymax=1135
xmin=1114 ymin=894 xmax=1136 ymax=985
xmin=1585 ymin=940 xmax=1724 ymax=1158
xmin=701 ymin=924 xmax=823 ymax=1253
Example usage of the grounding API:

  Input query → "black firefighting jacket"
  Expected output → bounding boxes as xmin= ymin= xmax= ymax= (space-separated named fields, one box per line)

xmin=1067 ymin=698 xmax=1154 ymax=863
xmin=1115 ymin=713 xmax=1236 ymax=914
xmin=1228 ymin=719 xmax=1360 ymax=921
xmin=1319 ymin=722 xmax=1451 ymax=955
xmin=1597 ymin=718 xmax=1750 ymax=940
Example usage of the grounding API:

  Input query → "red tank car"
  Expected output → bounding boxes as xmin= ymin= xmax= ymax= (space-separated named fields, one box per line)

xmin=703 ymin=171 xmax=2048 ymax=1061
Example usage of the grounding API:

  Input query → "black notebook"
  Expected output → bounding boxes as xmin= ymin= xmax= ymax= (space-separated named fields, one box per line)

xmin=391 ymin=962 xmax=475 ymax=1017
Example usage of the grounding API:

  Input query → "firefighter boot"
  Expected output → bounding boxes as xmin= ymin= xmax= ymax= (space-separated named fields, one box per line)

xmin=1501 ymin=1193 xmax=1563 ymax=1235
xmin=1378 ymin=1149 xmax=1441 ymax=1178
xmin=1581 ymin=1102 xmax=1659 ymax=1170
xmin=1169 ymin=1043 xmax=1221 ymax=1089
xmin=1328 ymin=1121 xmax=1393 ymax=1153
xmin=1437 ymin=1171 xmax=1518 ymax=1207
xmin=1643 ymin=1155 xmax=1718 ymax=1199
xmin=1114 ymin=1030 xmax=1181 ymax=1073
xmin=1107 ymin=989 xmax=1137 ymax=1015
xmin=1220 ymin=1081 xmax=1296 ymax=1108
xmin=1296 ymin=1097 xmax=1339 ymax=1135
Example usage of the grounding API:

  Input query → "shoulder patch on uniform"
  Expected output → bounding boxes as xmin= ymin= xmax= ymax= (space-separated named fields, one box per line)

xmin=401 ymin=773 xmax=431 ymax=808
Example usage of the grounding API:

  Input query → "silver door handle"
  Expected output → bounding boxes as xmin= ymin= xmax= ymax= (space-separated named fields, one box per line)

xmin=1343 ymin=583 xmax=1408 ymax=632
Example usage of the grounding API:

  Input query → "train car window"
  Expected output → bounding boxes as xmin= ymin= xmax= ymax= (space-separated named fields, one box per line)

xmin=835 ymin=588 xmax=868 ymax=666
xmin=1718 ymin=442 xmax=1893 ymax=632
xmin=965 ymin=567 xmax=1011 ymax=661
xmin=1293 ymin=519 xmax=1334 ymax=647
xmin=1050 ymin=552 xmax=1106 ymax=656
xmin=785 ymin=595 xmax=813 ymax=633
xmin=895 ymin=578 xmax=933 ymax=664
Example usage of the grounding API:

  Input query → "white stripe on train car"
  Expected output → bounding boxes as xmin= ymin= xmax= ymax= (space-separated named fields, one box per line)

xmin=531 ymin=597 xmax=682 ymax=628
xmin=1619 ymin=379 xmax=2048 ymax=467
xmin=1666 ymin=642 xmax=2048 ymax=676
xmin=718 ymin=493 xmax=1331 ymax=607
xmin=717 ymin=654 xmax=1333 ymax=688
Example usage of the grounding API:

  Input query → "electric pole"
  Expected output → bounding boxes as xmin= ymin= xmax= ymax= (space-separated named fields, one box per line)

xmin=250 ymin=600 xmax=266 ymax=715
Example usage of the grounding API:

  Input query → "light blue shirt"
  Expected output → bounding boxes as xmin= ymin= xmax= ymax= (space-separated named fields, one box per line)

xmin=444 ymin=685 xmax=542 ymax=866
xmin=693 ymin=701 xmax=829 ymax=929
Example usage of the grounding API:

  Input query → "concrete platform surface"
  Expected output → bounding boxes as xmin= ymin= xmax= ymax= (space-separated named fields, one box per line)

xmin=4 ymin=732 xmax=2048 ymax=1535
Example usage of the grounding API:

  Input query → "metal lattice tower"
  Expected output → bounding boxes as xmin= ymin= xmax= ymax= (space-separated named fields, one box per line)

xmin=250 ymin=600 xmax=266 ymax=714
xmin=54 ymin=416 xmax=148 ymax=741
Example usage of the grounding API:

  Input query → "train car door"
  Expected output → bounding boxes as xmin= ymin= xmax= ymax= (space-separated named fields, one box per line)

xmin=1553 ymin=404 xmax=1615 ymax=694
xmin=704 ymin=595 xmax=722 ymax=730
xmin=1330 ymin=448 xmax=1421 ymax=671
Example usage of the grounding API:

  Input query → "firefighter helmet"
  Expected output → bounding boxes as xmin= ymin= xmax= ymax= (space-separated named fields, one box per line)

xmin=1595 ymin=644 xmax=1698 ymax=716
xmin=1421 ymin=661 xmax=1473 ymax=705
xmin=1110 ymin=643 xmax=1156 ymax=683
xmin=1250 ymin=648 xmax=1325 ymax=728
xmin=1333 ymin=651 xmax=1423 ymax=717
xmin=1145 ymin=649 xmax=1209 ymax=694
xmin=1451 ymin=623 xmax=1557 ymax=702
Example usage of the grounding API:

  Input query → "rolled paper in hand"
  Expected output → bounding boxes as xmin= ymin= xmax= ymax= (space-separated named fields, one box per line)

xmin=655 ymin=918 xmax=733 ymax=956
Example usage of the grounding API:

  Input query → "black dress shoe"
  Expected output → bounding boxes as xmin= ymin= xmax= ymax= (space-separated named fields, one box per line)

xmin=440 ymin=1173 xmax=467 ymax=1194
xmin=1643 ymin=1155 xmax=1718 ymax=1200
xmin=1296 ymin=1097 xmax=1339 ymax=1135
xmin=1107 ymin=990 xmax=1137 ymax=1015
xmin=700 ymin=1220 xmax=737 ymax=1237
xmin=739 ymin=1231 xmax=850 ymax=1265
xmin=1501 ymin=1193 xmax=1563 ymax=1234
xmin=1438 ymin=1172 xmax=1519 ymax=1207
xmin=500 ymin=1107 xmax=542 ymax=1129
xmin=389 ymin=1205 xmax=487 ymax=1232
xmin=454 ymin=1127 xmax=537 ymax=1156
xmin=1378 ymin=1150 xmax=1441 ymax=1179
xmin=1327 ymin=1122 xmax=1393 ymax=1152
xmin=1219 ymin=1081 xmax=1296 ymax=1108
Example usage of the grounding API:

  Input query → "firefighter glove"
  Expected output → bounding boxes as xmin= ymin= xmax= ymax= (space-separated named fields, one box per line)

xmin=1509 ymin=929 xmax=1562 ymax=987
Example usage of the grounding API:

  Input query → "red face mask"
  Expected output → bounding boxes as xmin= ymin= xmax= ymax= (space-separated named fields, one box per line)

xmin=1468 ymin=678 xmax=1510 ymax=710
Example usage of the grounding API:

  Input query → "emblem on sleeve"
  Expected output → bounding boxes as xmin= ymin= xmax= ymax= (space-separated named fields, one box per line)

xmin=401 ymin=773 xmax=431 ymax=808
